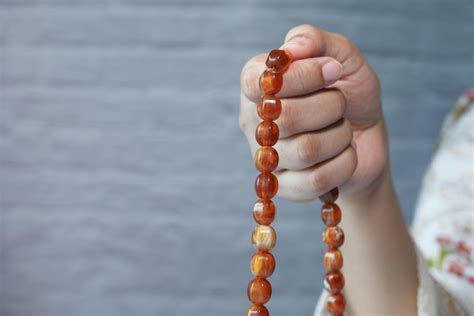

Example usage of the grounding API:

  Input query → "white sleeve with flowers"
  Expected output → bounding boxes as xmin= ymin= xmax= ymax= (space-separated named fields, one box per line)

xmin=411 ymin=90 xmax=474 ymax=315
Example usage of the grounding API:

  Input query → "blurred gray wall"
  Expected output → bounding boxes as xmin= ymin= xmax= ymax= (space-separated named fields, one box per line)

xmin=1 ymin=0 xmax=472 ymax=315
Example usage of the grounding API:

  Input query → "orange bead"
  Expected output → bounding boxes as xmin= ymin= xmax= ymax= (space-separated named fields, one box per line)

xmin=323 ymin=249 xmax=343 ymax=272
xmin=255 ymin=173 xmax=278 ymax=199
xmin=266 ymin=49 xmax=292 ymax=73
xmin=324 ymin=271 xmax=345 ymax=294
xmin=321 ymin=203 xmax=342 ymax=226
xmin=250 ymin=251 xmax=276 ymax=278
xmin=257 ymin=95 xmax=282 ymax=121
xmin=253 ymin=199 xmax=276 ymax=225
xmin=327 ymin=293 xmax=346 ymax=314
xmin=259 ymin=69 xmax=283 ymax=95
xmin=319 ymin=187 xmax=339 ymax=203
xmin=251 ymin=225 xmax=276 ymax=250
xmin=247 ymin=305 xmax=269 ymax=316
xmin=255 ymin=121 xmax=279 ymax=146
xmin=323 ymin=226 xmax=345 ymax=248
xmin=255 ymin=147 xmax=279 ymax=172
xmin=247 ymin=278 xmax=272 ymax=305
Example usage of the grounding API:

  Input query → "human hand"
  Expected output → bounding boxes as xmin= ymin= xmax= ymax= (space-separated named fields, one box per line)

xmin=239 ymin=24 xmax=388 ymax=202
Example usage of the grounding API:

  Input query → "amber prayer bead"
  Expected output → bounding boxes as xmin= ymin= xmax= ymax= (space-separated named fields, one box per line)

xmin=246 ymin=49 xmax=292 ymax=315
xmin=319 ymin=187 xmax=346 ymax=315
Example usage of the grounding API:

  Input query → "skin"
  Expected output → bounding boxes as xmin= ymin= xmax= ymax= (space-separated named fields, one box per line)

xmin=239 ymin=25 xmax=418 ymax=315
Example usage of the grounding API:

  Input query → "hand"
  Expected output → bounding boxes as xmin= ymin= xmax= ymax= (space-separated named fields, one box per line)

xmin=239 ymin=24 xmax=388 ymax=202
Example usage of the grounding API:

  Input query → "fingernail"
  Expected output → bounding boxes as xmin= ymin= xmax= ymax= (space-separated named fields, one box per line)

xmin=321 ymin=60 xmax=343 ymax=84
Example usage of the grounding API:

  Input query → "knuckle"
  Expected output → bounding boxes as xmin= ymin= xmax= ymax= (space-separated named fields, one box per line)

xmin=278 ymin=103 xmax=295 ymax=136
xmin=297 ymin=134 xmax=319 ymax=165
xmin=335 ymin=90 xmax=347 ymax=117
xmin=348 ymin=146 xmax=358 ymax=173
xmin=238 ymin=112 xmax=248 ymax=132
xmin=334 ymin=33 xmax=359 ymax=60
xmin=240 ymin=59 xmax=259 ymax=101
xmin=286 ymin=24 xmax=321 ymax=43
xmin=311 ymin=170 xmax=328 ymax=193
xmin=341 ymin=119 xmax=353 ymax=142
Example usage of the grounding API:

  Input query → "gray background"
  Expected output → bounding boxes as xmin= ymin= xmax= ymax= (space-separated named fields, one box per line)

xmin=1 ymin=0 xmax=472 ymax=315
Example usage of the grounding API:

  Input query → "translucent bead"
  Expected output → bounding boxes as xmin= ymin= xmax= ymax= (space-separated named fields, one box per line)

xmin=255 ymin=173 xmax=278 ymax=199
xmin=250 ymin=251 xmax=276 ymax=278
xmin=253 ymin=199 xmax=276 ymax=225
xmin=321 ymin=203 xmax=342 ymax=226
xmin=327 ymin=293 xmax=346 ymax=314
xmin=255 ymin=121 xmax=279 ymax=146
xmin=247 ymin=278 xmax=272 ymax=305
xmin=257 ymin=95 xmax=282 ymax=121
xmin=324 ymin=271 xmax=345 ymax=294
xmin=251 ymin=225 xmax=276 ymax=250
xmin=319 ymin=187 xmax=339 ymax=203
xmin=255 ymin=146 xmax=279 ymax=172
xmin=266 ymin=49 xmax=292 ymax=73
xmin=247 ymin=305 xmax=269 ymax=316
xmin=323 ymin=249 xmax=343 ymax=272
xmin=323 ymin=226 xmax=345 ymax=248
xmin=259 ymin=69 xmax=283 ymax=95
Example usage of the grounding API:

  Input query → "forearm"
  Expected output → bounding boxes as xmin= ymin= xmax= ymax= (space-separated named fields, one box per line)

xmin=339 ymin=167 xmax=418 ymax=315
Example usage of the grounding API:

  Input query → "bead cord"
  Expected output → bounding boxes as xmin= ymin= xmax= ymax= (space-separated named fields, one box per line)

xmin=247 ymin=49 xmax=291 ymax=316
xmin=247 ymin=49 xmax=346 ymax=315
xmin=319 ymin=187 xmax=346 ymax=315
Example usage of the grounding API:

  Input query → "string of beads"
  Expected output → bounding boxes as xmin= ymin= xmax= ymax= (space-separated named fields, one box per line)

xmin=320 ymin=188 xmax=346 ymax=315
xmin=246 ymin=49 xmax=346 ymax=316
xmin=247 ymin=49 xmax=291 ymax=316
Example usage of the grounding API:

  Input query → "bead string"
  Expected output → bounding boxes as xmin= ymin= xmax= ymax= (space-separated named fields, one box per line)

xmin=246 ymin=50 xmax=346 ymax=316
xmin=319 ymin=188 xmax=346 ymax=315
xmin=246 ymin=49 xmax=291 ymax=316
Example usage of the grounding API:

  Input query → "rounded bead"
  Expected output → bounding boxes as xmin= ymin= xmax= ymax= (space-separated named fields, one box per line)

xmin=247 ymin=278 xmax=272 ymax=305
xmin=255 ymin=121 xmax=279 ymax=146
xmin=266 ymin=49 xmax=292 ymax=73
xmin=319 ymin=187 xmax=339 ymax=203
xmin=321 ymin=203 xmax=342 ymax=226
xmin=259 ymin=69 xmax=283 ymax=95
xmin=323 ymin=226 xmax=345 ymax=248
xmin=323 ymin=249 xmax=343 ymax=272
xmin=255 ymin=147 xmax=279 ymax=172
xmin=327 ymin=293 xmax=346 ymax=314
xmin=253 ymin=199 xmax=276 ymax=225
xmin=255 ymin=173 xmax=278 ymax=199
xmin=257 ymin=95 xmax=282 ymax=121
xmin=251 ymin=225 xmax=276 ymax=250
xmin=250 ymin=251 xmax=276 ymax=278
xmin=324 ymin=271 xmax=345 ymax=294
xmin=247 ymin=305 xmax=269 ymax=316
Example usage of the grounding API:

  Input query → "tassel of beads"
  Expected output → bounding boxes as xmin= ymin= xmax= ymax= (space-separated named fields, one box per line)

xmin=246 ymin=49 xmax=292 ymax=316
xmin=320 ymin=188 xmax=346 ymax=315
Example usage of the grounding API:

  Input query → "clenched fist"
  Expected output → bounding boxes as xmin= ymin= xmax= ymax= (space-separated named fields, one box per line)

xmin=240 ymin=25 xmax=388 ymax=202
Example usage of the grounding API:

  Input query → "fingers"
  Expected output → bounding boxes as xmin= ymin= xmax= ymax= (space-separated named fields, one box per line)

xmin=241 ymin=55 xmax=342 ymax=102
xmin=281 ymin=24 xmax=357 ymax=65
xmin=240 ymin=88 xmax=346 ymax=140
xmin=275 ymin=119 xmax=352 ymax=170
xmin=276 ymin=89 xmax=346 ymax=138
xmin=277 ymin=145 xmax=358 ymax=201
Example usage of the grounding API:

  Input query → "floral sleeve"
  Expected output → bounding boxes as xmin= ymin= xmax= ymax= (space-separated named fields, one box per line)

xmin=411 ymin=89 xmax=474 ymax=315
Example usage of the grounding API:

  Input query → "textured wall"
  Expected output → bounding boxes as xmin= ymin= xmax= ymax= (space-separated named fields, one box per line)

xmin=1 ymin=0 xmax=472 ymax=315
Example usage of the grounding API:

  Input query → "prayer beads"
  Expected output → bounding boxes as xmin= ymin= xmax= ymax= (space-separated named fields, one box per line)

xmin=320 ymin=187 xmax=346 ymax=315
xmin=246 ymin=49 xmax=292 ymax=316
xmin=246 ymin=49 xmax=347 ymax=315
